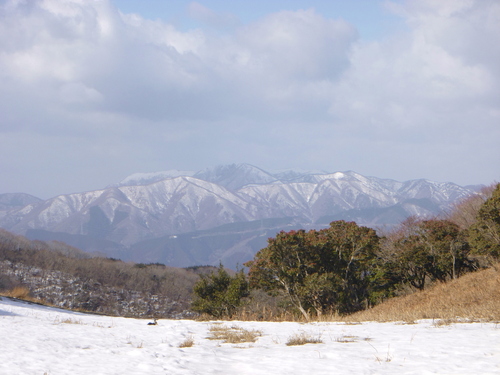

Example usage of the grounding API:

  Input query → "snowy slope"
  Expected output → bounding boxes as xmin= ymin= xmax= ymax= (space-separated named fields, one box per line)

xmin=1 ymin=297 xmax=499 ymax=375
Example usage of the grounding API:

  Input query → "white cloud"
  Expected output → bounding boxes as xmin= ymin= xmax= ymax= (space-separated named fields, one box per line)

xmin=59 ymin=82 xmax=103 ymax=104
xmin=0 ymin=1 xmax=356 ymax=124
xmin=0 ymin=0 xmax=498 ymax=197
xmin=188 ymin=1 xmax=239 ymax=31
xmin=330 ymin=0 xmax=499 ymax=130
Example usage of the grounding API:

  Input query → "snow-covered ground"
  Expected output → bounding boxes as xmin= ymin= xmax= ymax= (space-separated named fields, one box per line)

xmin=1 ymin=297 xmax=499 ymax=375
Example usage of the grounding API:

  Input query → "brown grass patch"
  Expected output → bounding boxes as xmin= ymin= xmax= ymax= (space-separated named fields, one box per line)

xmin=178 ymin=336 xmax=195 ymax=348
xmin=207 ymin=324 xmax=262 ymax=344
xmin=2 ymin=286 xmax=32 ymax=299
xmin=286 ymin=332 xmax=323 ymax=346
xmin=0 ymin=286 xmax=48 ymax=305
xmin=344 ymin=265 xmax=500 ymax=322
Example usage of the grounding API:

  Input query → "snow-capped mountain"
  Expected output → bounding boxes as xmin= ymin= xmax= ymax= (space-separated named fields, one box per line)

xmin=0 ymin=193 xmax=43 ymax=222
xmin=111 ymin=170 xmax=196 ymax=187
xmin=0 ymin=164 xmax=478 ymax=268
xmin=193 ymin=164 xmax=279 ymax=190
xmin=0 ymin=193 xmax=42 ymax=210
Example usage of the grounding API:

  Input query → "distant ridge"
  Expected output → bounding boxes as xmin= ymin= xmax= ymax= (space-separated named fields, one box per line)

xmin=0 ymin=164 xmax=479 ymax=269
xmin=0 ymin=193 xmax=42 ymax=210
xmin=111 ymin=170 xmax=196 ymax=187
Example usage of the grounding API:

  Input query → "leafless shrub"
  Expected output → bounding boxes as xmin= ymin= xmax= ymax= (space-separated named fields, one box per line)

xmin=0 ymin=230 xmax=202 ymax=317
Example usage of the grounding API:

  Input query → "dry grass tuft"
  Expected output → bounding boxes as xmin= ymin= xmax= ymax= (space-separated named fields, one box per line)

xmin=178 ymin=336 xmax=195 ymax=348
xmin=336 ymin=335 xmax=360 ymax=343
xmin=286 ymin=332 xmax=323 ymax=346
xmin=431 ymin=317 xmax=479 ymax=327
xmin=59 ymin=317 xmax=83 ymax=324
xmin=343 ymin=265 xmax=500 ymax=323
xmin=2 ymin=286 xmax=32 ymax=300
xmin=207 ymin=324 xmax=262 ymax=344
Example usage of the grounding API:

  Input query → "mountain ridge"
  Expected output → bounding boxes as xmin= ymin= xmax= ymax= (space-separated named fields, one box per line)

xmin=0 ymin=164 xmax=480 ymax=269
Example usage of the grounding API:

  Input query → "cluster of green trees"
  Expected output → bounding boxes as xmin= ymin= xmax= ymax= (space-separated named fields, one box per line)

xmin=192 ymin=183 xmax=500 ymax=320
xmin=191 ymin=265 xmax=249 ymax=319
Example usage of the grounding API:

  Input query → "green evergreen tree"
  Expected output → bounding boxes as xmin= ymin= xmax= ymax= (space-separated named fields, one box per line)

xmin=384 ymin=218 xmax=473 ymax=291
xmin=245 ymin=221 xmax=380 ymax=319
xmin=468 ymin=183 xmax=500 ymax=262
xmin=191 ymin=264 xmax=249 ymax=319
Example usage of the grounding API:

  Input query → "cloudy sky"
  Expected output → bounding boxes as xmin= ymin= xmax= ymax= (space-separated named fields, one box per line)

xmin=1 ymin=0 xmax=499 ymax=199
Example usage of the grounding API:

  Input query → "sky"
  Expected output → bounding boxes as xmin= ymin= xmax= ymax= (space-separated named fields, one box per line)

xmin=0 ymin=0 xmax=499 ymax=199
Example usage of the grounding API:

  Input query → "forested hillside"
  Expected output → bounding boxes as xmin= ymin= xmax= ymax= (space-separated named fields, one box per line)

xmin=0 ymin=229 xmax=209 ymax=318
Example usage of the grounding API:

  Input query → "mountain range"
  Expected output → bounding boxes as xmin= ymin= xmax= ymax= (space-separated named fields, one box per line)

xmin=0 ymin=164 xmax=479 ymax=269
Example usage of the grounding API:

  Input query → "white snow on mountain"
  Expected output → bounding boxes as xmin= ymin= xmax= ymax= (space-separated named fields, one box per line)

xmin=1 ymin=297 xmax=499 ymax=375
xmin=113 ymin=170 xmax=196 ymax=187
xmin=1 ymin=165 xmax=477 ymax=238
xmin=194 ymin=164 xmax=280 ymax=190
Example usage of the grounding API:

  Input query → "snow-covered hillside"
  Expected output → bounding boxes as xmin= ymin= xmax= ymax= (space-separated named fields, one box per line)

xmin=1 ymin=297 xmax=499 ymax=374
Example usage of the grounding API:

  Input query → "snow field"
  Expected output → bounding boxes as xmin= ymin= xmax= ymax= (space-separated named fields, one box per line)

xmin=1 ymin=297 xmax=499 ymax=375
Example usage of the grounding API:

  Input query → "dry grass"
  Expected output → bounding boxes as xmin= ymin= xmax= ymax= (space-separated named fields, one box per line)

xmin=2 ymin=286 xmax=32 ymax=299
xmin=202 ymin=265 xmax=500 ymax=323
xmin=335 ymin=335 xmax=360 ymax=343
xmin=198 ymin=309 xmax=304 ymax=323
xmin=178 ymin=336 xmax=195 ymax=348
xmin=229 ymin=265 xmax=500 ymax=323
xmin=58 ymin=317 xmax=83 ymax=324
xmin=286 ymin=332 xmax=323 ymax=346
xmin=207 ymin=324 xmax=262 ymax=344
xmin=344 ymin=265 xmax=500 ymax=323
xmin=0 ymin=286 xmax=48 ymax=305
xmin=231 ymin=309 xmax=303 ymax=322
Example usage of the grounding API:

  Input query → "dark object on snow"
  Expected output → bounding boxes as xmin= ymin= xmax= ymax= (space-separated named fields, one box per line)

xmin=147 ymin=318 xmax=157 ymax=325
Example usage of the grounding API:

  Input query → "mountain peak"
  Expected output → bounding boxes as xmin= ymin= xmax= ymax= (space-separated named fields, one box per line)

xmin=113 ymin=170 xmax=196 ymax=188
xmin=193 ymin=164 xmax=278 ymax=190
